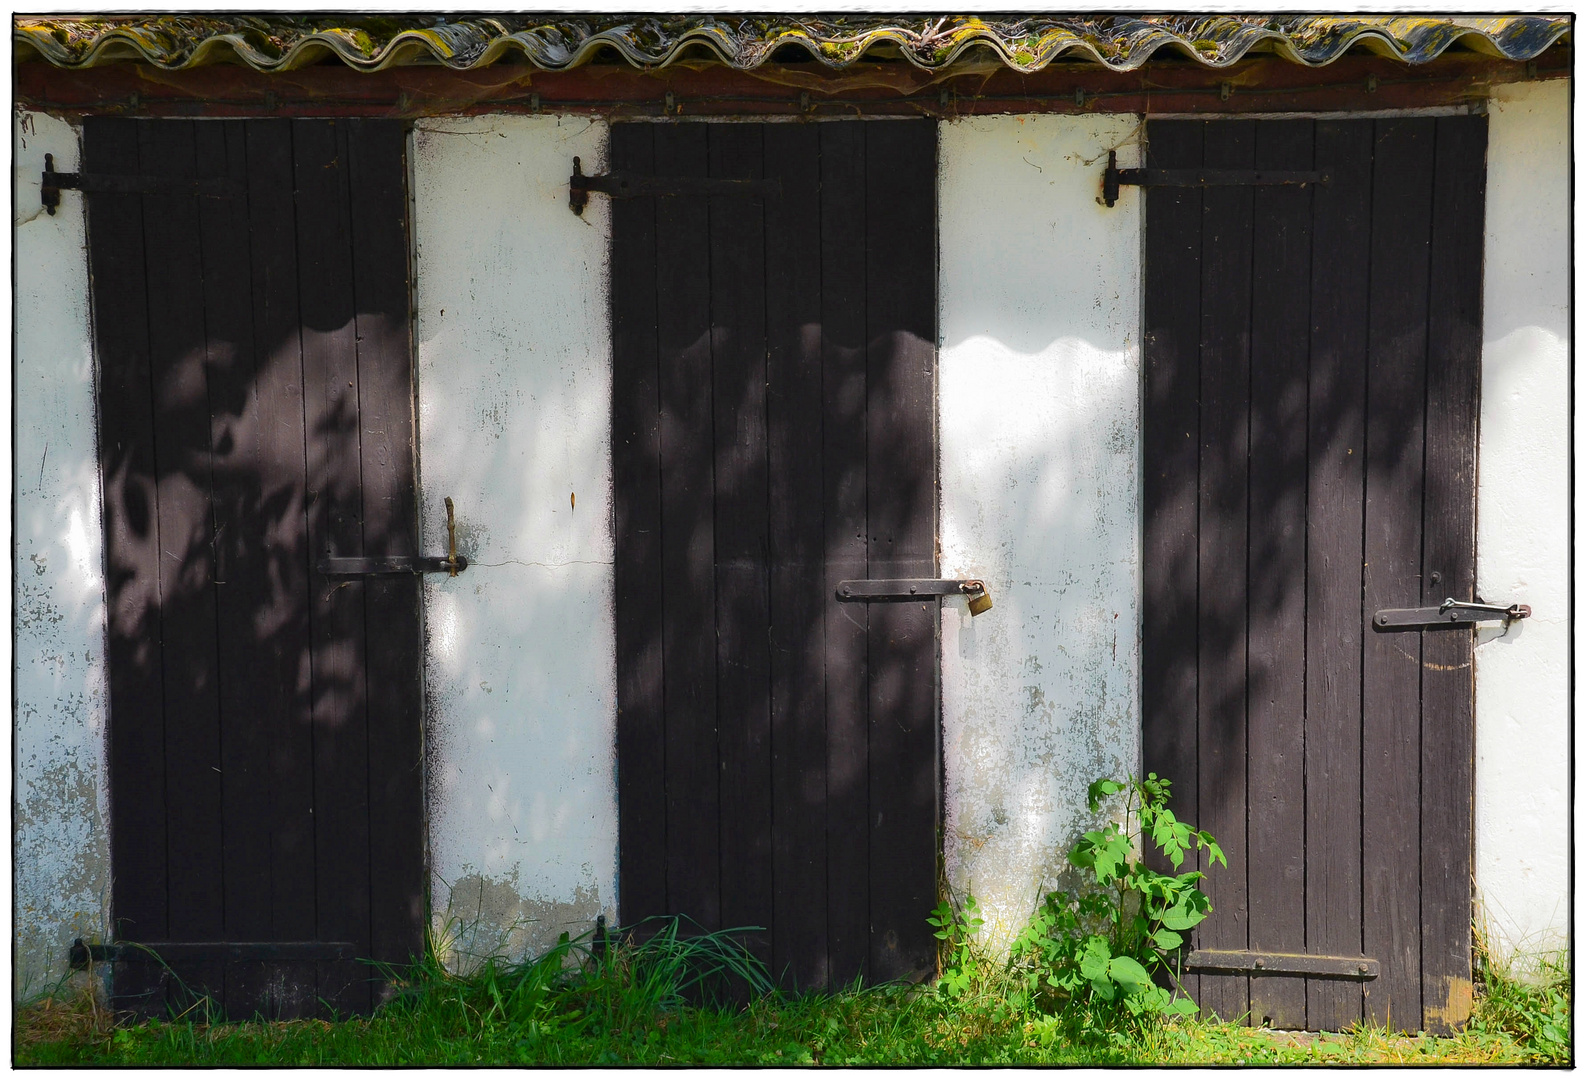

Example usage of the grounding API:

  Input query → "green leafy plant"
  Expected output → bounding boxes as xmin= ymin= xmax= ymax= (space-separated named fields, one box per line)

xmin=1008 ymin=774 xmax=1224 ymax=1039
xmin=928 ymin=893 xmax=984 ymax=999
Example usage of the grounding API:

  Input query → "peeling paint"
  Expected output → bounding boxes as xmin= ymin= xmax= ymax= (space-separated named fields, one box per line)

xmin=433 ymin=870 xmax=607 ymax=975
xmin=414 ymin=114 xmax=618 ymax=972
xmin=13 ymin=108 xmax=112 ymax=1001
xmin=938 ymin=114 xmax=1142 ymax=954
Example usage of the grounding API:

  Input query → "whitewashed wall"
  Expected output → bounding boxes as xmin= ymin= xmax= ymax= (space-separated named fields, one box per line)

xmin=12 ymin=111 xmax=112 ymax=998
xmin=1473 ymin=80 xmax=1570 ymax=967
xmin=411 ymin=116 xmax=617 ymax=968
xmin=938 ymin=115 xmax=1143 ymax=948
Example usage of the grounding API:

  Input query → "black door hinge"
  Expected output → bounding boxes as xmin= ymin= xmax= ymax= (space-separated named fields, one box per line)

xmin=1101 ymin=151 xmax=1328 ymax=207
xmin=70 ymin=937 xmax=357 ymax=969
xmin=41 ymin=153 xmax=244 ymax=215
xmin=569 ymin=156 xmax=781 ymax=215
xmin=1185 ymin=948 xmax=1379 ymax=980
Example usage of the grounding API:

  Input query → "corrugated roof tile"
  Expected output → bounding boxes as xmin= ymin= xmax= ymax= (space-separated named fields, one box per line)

xmin=13 ymin=14 xmax=1573 ymax=74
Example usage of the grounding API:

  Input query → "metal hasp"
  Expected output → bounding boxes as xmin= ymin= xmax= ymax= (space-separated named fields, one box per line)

xmin=1373 ymin=597 xmax=1532 ymax=632
xmin=837 ymin=578 xmax=993 ymax=616
xmin=318 ymin=495 xmax=467 ymax=577
xmin=1186 ymin=949 xmax=1379 ymax=980
xmin=1100 ymin=150 xmax=1328 ymax=208
xmin=568 ymin=155 xmax=781 ymax=215
xmin=40 ymin=152 xmax=243 ymax=215
xmin=70 ymin=938 xmax=356 ymax=969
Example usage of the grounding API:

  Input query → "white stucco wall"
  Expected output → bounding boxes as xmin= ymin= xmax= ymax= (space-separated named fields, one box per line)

xmin=411 ymin=115 xmax=617 ymax=968
xmin=938 ymin=115 xmax=1143 ymax=947
xmin=12 ymin=110 xmax=112 ymax=998
xmin=1472 ymin=79 xmax=1571 ymax=967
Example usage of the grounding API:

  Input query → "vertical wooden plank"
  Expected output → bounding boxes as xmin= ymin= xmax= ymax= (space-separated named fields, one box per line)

xmin=346 ymin=120 xmax=424 ymax=993
xmin=293 ymin=118 xmax=372 ymax=1016
xmin=654 ymin=124 xmax=720 ymax=930
xmin=1304 ymin=119 xmax=1373 ymax=1033
xmin=195 ymin=119 xmax=272 ymax=1018
xmin=611 ymin=123 xmax=670 ymax=928
xmin=1418 ymin=114 xmax=1486 ymax=1036
xmin=1245 ymin=118 xmax=1313 ymax=1031
xmin=764 ymin=122 xmax=827 ymax=990
xmin=1140 ymin=118 xmax=1204 ymax=1005
xmin=139 ymin=121 xmax=226 ymax=972
xmin=85 ymin=117 xmax=169 ymax=952
xmin=863 ymin=120 xmax=938 ymax=984
xmin=820 ymin=122 xmax=870 ymax=986
xmin=709 ymin=124 xmax=774 ymax=966
xmin=242 ymin=120 xmax=318 ymax=978
xmin=1361 ymin=117 xmax=1435 ymax=1033
xmin=1195 ymin=119 xmax=1254 ymax=1024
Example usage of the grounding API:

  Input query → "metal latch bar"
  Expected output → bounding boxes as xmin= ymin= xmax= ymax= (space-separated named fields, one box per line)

xmin=318 ymin=555 xmax=468 ymax=577
xmin=1373 ymin=598 xmax=1531 ymax=631
xmin=1186 ymin=949 xmax=1379 ymax=980
xmin=836 ymin=578 xmax=993 ymax=616
xmin=41 ymin=153 xmax=244 ymax=215
xmin=569 ymin=156 xmax=781 ymax=215
xmin=319 ymin=496 xmax=467 ymax=578
xmin=1102 ymin=150 xmax=1327 ymax=207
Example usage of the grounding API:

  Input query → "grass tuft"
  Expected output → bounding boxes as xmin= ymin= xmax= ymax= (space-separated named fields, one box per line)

xmin=13 ymin=918 xmax=1571 ymax=1066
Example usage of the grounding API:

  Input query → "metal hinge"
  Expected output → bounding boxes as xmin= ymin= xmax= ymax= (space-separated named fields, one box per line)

xmin=1373 ymin=597 xmax=1532 ymax=631
xmin=568 ymin=156 xmax=781 ymax=215
xmin=1101 ymin=150 xmax=1328 ymax=207
xmin=70 ymin=938 xmax=356 ymax=969
xmin=40 ymin=153 xmax=243 ymax=215
xmin=836 ymin=578 xmax=993 ymax=616
xmin=1185 ymin=949 xmax=1379 ymax=980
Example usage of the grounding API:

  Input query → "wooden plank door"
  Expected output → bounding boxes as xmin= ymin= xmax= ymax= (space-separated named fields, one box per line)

xmin=86 ymin=117 xmax=424 ymax=1019
xmin=1143 ymin=116 xmax=1486 ymax=1034
xmin=612 ymin=120 xmax=939 ymax=991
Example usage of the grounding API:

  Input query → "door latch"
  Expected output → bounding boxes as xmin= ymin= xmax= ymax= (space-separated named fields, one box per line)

xmin=1372 ymin=597 xmax=1531 ymax=631
xmin=836 ymin=578 xmax=993 ymax=616
xmin=317 ymin=497 xmax=468 ymax=578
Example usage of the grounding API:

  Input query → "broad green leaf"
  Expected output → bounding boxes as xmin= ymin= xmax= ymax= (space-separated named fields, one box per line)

xmin=1152 ymin=928 xmax=1184 ymax=951
xmin=1108 ymin=954 xmax=1152 ymax=993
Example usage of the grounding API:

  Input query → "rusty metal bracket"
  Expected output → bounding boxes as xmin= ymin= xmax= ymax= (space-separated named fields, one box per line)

xmin=1186 ymin=949 xmax=1379 ymax=980
xmin=1373 ymin=598 xmax=1531 ymax=631
xmin=1101 ymin=150 xmax=1328 ymax=207
xmin=837 ymin=578 xmax=993 ymax=616
xmin=40 ymin=153 xmax=243 ymax=215
xmin=568 ymin=156 xmax=780 ymax=215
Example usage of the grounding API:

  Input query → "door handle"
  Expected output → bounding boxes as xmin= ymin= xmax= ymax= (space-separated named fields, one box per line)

xmin=317 ymin=497 xmax=468 ymax=578
xmin=836 ymin=578 xmax=993 ymax=616
xmin=1372 ymin=597 xmax=1530 ymax=631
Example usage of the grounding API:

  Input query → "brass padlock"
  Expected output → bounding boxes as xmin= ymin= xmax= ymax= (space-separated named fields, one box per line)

xmin=963 ymin=581 xmax=993 ymax=617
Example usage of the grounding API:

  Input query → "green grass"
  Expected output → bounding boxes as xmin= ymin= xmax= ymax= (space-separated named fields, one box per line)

xmin=15 ymin=921 xmax=1570 ymax=1067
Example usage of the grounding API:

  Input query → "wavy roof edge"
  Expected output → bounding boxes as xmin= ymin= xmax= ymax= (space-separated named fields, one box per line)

xmin=13 ymin=14 xmax=1574 ymax=74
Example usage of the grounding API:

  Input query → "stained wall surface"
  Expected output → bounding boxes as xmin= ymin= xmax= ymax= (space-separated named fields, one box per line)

xmin=938 ymin=115 xmax=1144 ymax=947
xmin=1473 ymin=79 xmax=1570 ymax=966
xmin=12 ymin=110 xmax=112 ymax=998
xmin=411 ymin=116 xmax=618 ymax=968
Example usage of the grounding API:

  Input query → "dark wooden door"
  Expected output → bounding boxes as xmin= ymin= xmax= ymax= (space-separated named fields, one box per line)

xmin=1143 ymin=117 xmax=1486 ymax=1034
xmin=611 ymin=120 xmax=939 ymax=990
xmin=86 ymin=118 xmax=424 ymax=1019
